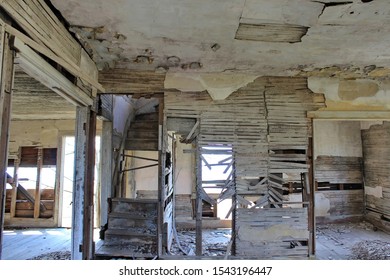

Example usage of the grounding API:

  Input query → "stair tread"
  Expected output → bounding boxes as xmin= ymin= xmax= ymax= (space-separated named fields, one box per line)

xmin=95 ymin=245 xmax=157 ymax=258
xmin=108 ymin=212 xmax=157 ymax=220
xmin=106 ymin=229 xmax=156 ymax=237
xmin=111 ymin=198 xmax=158 ymax=204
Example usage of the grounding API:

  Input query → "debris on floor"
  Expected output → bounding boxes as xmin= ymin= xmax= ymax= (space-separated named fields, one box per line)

xmin=316 ymin=221 xmax=390 ymax=260
xmin=169 ymin=229 xmax=231 ymax=257
xmin=349 ymin=240 xmax=390 ymax=260
xmin=28 ymin=251 xmax=71 ymax=260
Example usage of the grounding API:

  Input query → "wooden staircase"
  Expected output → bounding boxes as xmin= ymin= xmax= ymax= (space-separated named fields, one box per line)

xmin=96 ymin=198 xmax=159 ymax=259
xmin=125 ymin=112 xmax=159 ymax=151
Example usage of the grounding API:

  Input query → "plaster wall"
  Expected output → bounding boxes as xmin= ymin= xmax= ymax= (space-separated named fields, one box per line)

xmin=313 ymin=120 xmax=363 ymax=159
xmin=9 ymin=120 xmax=76 ymax=157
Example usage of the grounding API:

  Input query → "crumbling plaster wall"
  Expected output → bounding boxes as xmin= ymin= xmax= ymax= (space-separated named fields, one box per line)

xmin=8 ymin=120 xmax=76 ymax=157
xmin=308 ymin=77 xmax=390 ymax=111
xmin=313 ymin=121 xmax=363 ymax=159
xmin=113 ymin=96 xmax=135 ymax=149
xmin=312 ymin=121 xmax=364 ymax=221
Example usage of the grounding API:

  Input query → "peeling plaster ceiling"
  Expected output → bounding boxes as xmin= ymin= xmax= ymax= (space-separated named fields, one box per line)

xmin=50 ymin=0 xmax=390 ymax=77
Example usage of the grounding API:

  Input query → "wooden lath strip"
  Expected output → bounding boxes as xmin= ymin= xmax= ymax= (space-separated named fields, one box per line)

xmin=5 ymin=23 xmax=103 ymax=91
xmin=2 ymin=0 xmax=80 ymax=64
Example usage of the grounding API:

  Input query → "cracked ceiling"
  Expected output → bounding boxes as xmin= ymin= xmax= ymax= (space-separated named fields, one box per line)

xmin=50 ymin=0 xmax=390 ymax=79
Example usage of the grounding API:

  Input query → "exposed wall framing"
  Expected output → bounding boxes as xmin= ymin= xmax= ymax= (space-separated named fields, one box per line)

xmin=362 ymin=122 xmax=390 ymax=232
xmin=165 ymin=77 xmax=325 ymax=258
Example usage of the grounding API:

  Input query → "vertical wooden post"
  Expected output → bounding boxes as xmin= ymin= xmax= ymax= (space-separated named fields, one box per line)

xmin=72 ymin=106 xmax=96 ymax=260
xmin=100 ymin=120 xmax=112 ymax=229
xmin=0 ymin=25 xmax=15 ymax=259
xmin=308 ymin=119 xmax=316 ymax=256
xmin=231 ymin=157 xmax=237 ymax=256
xmin=157 ymin=98 xmax=164 ymax=257
xmin=34 ymin=148 xmax=43 ymax=219
xmin=10 ymin=150 xmax=20 ymax=218
xmin=83 ymin=107 xmax=96 ymax=260
xmin=195 ymin=141 xmax=202 ymax=256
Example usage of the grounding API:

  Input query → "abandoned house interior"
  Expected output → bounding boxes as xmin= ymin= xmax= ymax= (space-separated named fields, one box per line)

xmin=0 ymin=0 xmax=390 ymax=261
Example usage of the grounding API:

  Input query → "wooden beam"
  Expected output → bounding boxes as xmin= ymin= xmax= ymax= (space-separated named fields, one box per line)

xmin=83 ymin=106 xmax=96 ymax=260
xmin=157 ymin=99 xmax=164 ymax=257
xmin=2 ymin=23 xmax=103 ymax=92
xmin=0 ymin=25 xmax=15 ymax=259
xmin=33 ymin=148 xmax=43 ymax=219
xmin=99 ymin=69 xmax=165 ymax=94
xmin=99 ymin=121 xmax=112 ymax=229
xmin=195 ymin=143 xmax=203 ymax=256
xmin=307 ymin=110 xmax=390 ymax=120
xmin=10 ymin=152 xmax=20 ymax=218
xmin=12 ymin=37 xmax=93 ymax=106
xmin=308 ymin=133 xmax=316 ymax=256
xmin=72 ymin=106 xmax=96 ymax=260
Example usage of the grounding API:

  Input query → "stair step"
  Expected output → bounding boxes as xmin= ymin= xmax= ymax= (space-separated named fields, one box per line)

xmin=130 ymin=121 xmax=158 ymax=130
xmin=135 ymin=112 xmax=159 ymax=121
xmin=95 ymin=245 xmax=157 ymax=259
xmin=111 ymin=198 xmax=158 ymax=204
xmin=108 ymin=212 xmax=157 ymax=220
xmin=127 ymin=130 xmax=158 ymax=139
xmin=111 ymin=198 xmax=158 ymax=215
xmin=106 ymin=229 xmax=156 ymax=237
xmin=108 ymin=220 xmax=156 ymax=231
xmin=104 ymin=229 xmax=156 ymax=246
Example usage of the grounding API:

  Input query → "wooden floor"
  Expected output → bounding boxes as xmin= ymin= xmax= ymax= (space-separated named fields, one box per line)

xmin=2 ymin=223 xmax=389 ymax=260
xmin=2 ymin=228 xmax=72 ymax=260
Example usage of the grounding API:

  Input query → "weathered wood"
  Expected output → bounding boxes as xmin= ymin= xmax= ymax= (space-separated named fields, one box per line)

xmin=72 ymin=106 xmax=96 ymax=260
xmin=100 ymin=121 xmax=112 ymax=229
xmin=13 ymin=38 xmax=93 ymax=106
xmin=83 ymin=107 xmax=96 ymax=260
xmin=3 ymin=23 xmax=102 ymax=92
xmin=236 ymin=208 xmax=309 ymax=259
xmin=33 ymin=148 xmax=43 ymax=219
xmin=0 ymin=1 xmax=101 ymax=92
xmin=10 ymin=154 xmax=19 ymax=218
xmin=0 ymin=25 xmax=15 ymax=259
xmin=315 ymin=156 xmax=363 ymax=184
xmin=362 ymin=122 xmax=390 ymax=232
xmin=99 ymin=69 xmax=165 ymax=94
xmin=157 ymin=100 xmax=164 ymax=257
xmin=195 ymin=142 xmax=202 ymax=256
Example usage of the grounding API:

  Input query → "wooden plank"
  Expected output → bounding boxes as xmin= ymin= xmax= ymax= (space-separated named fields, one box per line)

xmin=195 ymin=143 xmax=202 ymax=256
xmin=12 ymin=37 xmax=93 ymax=106
xmin=82 ymin=106 xmax=96 ymax=260
xmin=3 ymin=23 xmax=103 ymax=92
xmin=1 ymin=0 xmax=80 ymax=64
xmin=0 ymin=25 xmax=15 ymax=259
xmin=71 ymin=107 xmax=85 ymax=259
xmin=33 ymin=148 xmax=42 ymax=219
xmin=100 ymin=121 xmax=112 ymax=229
xmin=10 ymin=154 xmax=19 ymax=218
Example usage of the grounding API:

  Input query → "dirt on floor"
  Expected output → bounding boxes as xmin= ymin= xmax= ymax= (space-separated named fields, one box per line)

xmin=316 ymin=221 xmax=390 ymax=260
xmin=28 ymin=251 xmax=71 ymax=260
xmin=25 ymin=222 xmax=390 ymax=260
xmin=169 ymin=229 xmax=231 ymax=257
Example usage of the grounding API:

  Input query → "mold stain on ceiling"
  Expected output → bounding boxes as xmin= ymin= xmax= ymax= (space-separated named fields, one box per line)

xmin=50 ymin=0 xmax=390 ymax=79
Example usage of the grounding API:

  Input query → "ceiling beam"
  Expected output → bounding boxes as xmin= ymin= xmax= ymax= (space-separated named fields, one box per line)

xmin=13 ymin=37 xmax=93 ymax=107
xmin=0 ymin=0 xmax=103 ymax=92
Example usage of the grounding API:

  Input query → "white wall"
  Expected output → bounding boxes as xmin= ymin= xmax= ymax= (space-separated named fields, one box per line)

xmin=314 ymin=120 xmax=363 ymax=158
xmin=175 ymin=142 xmax=193 ymax=195
xmin=9 ymin=120 xmax=76 ymax=156
xmin=133 ymin=151 xmax=159 ymax=191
